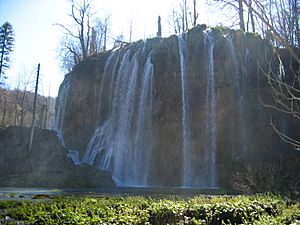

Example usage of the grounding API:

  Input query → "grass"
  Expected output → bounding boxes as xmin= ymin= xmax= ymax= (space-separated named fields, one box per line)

xmin=0 ymin=193 xmax=299 ymax=224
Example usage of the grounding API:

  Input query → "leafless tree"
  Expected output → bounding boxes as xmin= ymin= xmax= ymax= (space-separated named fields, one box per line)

xmin=242 ymin=0 xmax=300 ymax=151
xmin=57 ymin=0 xmax=111 ymax=72
xmin=0 ymin=88 xmax=8 ymax=126
xmin=193 ymin=0 xmax=199 ymax=26
xmin=92 ymin=15 xmax=110 ymax=52
xmin=171 ymin=0 xmax=193 ymax=34
xmin=246 ymin=0 xmax=256 ymax=32
xmin=157 ymin=16 xmax=162 ymax=37
xmin=207 ymin=0 xmax=246 ymax=31
xmin=56 ymin=0 xmax=92 ymax=72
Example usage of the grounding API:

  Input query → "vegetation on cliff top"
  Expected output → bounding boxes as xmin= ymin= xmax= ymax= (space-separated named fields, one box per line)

xmin=0 ymin=194 xmax=299 ymax=224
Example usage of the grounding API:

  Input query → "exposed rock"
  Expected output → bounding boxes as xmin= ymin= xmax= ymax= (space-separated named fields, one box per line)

xmin=56 ymin=25 xmax=299 ymax=188
xmin=0 ymin=126 xmax=114 ymax=188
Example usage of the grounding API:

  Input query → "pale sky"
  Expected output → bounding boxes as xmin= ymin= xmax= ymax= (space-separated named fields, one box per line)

xmin=0 ymin=0 xmax=220 ymax=97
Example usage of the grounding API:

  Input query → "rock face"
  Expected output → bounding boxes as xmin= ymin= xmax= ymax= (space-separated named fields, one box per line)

xmin=55 ymin=25 xmax=297 ymax=188
xmin=0 ymin=126 xmax=114 ymax=188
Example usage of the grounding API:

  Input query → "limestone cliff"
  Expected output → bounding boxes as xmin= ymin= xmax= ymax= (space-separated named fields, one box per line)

xmin=55 ymin=25 xmax=297 ymax=188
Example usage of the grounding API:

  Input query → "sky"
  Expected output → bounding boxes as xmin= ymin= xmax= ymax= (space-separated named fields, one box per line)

xmin=0 ymin=0 xmax=221 ymax=97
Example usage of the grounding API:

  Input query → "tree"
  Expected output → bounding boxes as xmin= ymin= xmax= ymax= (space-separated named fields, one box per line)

xmin=57 ymin=0 xmax=92 ymax=72
xmin=207 ymin=0 xmax=246 ymax=31
xmin=171 ymin=0 xmax=192 ymax=34
xmin=0 ymin=22 xmax=14 ymax=84
xmin=157 ymin=16 xmax=162 ymax=37
xmin=57 ymin=0 xmax=111 ymax=72
xmin=246 ymin=0 xmax=256 ymax=33
xmin=193 ymin=0 xmax=199 ymax=26
xmin=28 ymin=63 xmax=40 ymax=152
xmin=169 ymin=0 xmax=198 ymax=34
xmin=242 ymin=0 xmax=300 ymax=151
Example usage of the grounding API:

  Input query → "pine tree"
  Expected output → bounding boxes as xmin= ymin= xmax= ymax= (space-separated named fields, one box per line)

xmin=0 ymin=22 xmax=15 ymax=83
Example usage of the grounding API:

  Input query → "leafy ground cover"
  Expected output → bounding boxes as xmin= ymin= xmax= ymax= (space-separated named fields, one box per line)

xmin=0 ymin=193 xmax=299 ymax=224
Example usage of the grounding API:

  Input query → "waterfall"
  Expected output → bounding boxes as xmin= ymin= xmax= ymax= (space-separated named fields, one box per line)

xmin=96 ymin=50 xmax=119 ymax=118
xmin=53 ymin=75 xmax=70 ymax=142
xmin=83 ymin=45 xmax=154 ymax=186
xmin=178 ymin=34 xmax=192 ymax=187
xmin=131 ymin=54 xmax=154 ymax=185
xmin=203 ymin=31 xmax=217 ymax=187
xmin=226 ymin=35 xmax=248 ymax=154
xmin=53 ymin=75 xmax=81 ymax=165
xmin=177 ymin=32 xmax=218 ymax=188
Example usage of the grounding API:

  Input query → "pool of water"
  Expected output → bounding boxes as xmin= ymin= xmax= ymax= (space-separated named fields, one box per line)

xmin=0 ymin=186 xmax=225 ymax=200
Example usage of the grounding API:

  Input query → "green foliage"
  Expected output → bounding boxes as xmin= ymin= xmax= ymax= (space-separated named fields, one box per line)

xmin=0 ymin=194 xmax=299 ymax=225
xmin=0 ymin=21 xmax=14 ymax=83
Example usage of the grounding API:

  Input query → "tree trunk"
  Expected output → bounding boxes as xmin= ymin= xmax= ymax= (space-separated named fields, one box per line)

xmin=1 ymin=99 xmax=6 ymax=126
xmin=0 ymin=42 xmax=5 ymax=80
xmin=20 ymin=90 xmax=26 ymax=126
xmin=103 ymin=25 xmax=107 ymax=51
xmin=157 ymin=16 xmax=162 ymax=37
xmin=44 ymin=96 xmax=49 ymax=129
xmin=28 ymin=63 xmax=40 ymax=152
xmin=238 ymin=0 xmax=245 ymax=31
xmin=14 ymin=88 xmax=20 ymax=125
xmin=293 ymin=0 xmax=300 ymax=46
xmin=193 ymin=0 xmax=197 ymax=26
xmin=249 ymin=0 xmax=255 ymax=32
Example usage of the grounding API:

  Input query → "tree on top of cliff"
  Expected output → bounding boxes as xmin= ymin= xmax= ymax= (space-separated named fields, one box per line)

xmin=207 ymin=0 xmax=255 ymax=32
xmin=56 ymin=0 xmax=111 ymax=73
xmin=0 ymin=22 xmax=15 ymax=85
xmin=170 ymin=0 xmax=198 ymax=34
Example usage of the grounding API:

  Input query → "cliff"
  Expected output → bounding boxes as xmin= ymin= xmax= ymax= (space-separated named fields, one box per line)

xmin=55 ymin=25 xmax=298 ymax=188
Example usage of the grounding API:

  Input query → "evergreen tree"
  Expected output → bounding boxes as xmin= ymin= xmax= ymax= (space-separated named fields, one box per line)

xmin=0 ymin=22 xmax=15 ymax=83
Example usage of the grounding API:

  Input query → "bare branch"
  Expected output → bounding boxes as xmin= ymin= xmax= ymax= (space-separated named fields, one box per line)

xmin=271 ymin=117 xmax=300 ymax=150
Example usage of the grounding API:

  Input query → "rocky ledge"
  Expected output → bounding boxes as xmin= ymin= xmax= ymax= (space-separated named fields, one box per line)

xmin=0 ymin=126 xmax=114 ymax=188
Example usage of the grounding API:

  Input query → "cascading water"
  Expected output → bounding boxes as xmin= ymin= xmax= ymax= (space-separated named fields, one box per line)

xmin=83 ymin=44 xmax=154 ymax=186
xmin=178 ymin=32 xmax=217 ymax=188
xmin=53 ymin=75 xmax=81 ymax=165
xmin=226 ymin=35 xmax=248 ymax=154
xmin=55 ymin=27 xmax=275 ymax=188
xmin=177 ymin=34 xmax=192 ymax=187
xmin=203 ymin=31 xmax=217 ymax=187
xmin=53 ymin=75 xmax=70 ymax=143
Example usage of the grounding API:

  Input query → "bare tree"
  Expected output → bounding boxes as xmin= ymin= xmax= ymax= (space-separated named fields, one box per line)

xmin=92 ymin=15 xmax=110 ymax=52
xmin=170 ymin=0 xmax=191 ymax=34
xmin=157 ymin=16 xmax=162 ymax=37
xmin=0 ymin=88 xmax=8 ymax=126
xmin=246 ymin=0 xmax=256 ymax=32
xmin=56 ymin=0 xmax=92 ymax=71
xmin=207 ymin=0 xmax=246 ymax=31
xmin=193 ymin=0 xmax=199 ymax=26
xmin=28 ymin=63 xmax=40 ymax=152
xmin=242 ymin=0 xmax=300 ymax=151
xmin=238 ymin=0 xmax=245 ymax=31
xmin=57 ymin=0 xmax=111 ymax=72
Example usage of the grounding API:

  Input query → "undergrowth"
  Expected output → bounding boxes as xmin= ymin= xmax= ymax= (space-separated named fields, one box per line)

xmin=0 ymin=193 xmax=299 ymax=224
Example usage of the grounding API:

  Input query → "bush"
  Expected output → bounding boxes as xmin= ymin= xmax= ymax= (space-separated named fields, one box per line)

xmin=231 ymin=160 xmax=300 ymax=195
xmin=0 ymin=194 xmax=298 ymax=225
